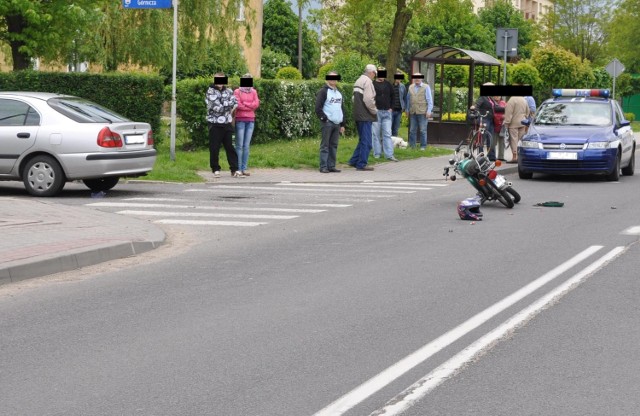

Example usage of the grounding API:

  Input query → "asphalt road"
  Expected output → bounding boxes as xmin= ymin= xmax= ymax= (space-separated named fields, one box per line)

xmin=1 ymin=167 xmax=639 ymax=416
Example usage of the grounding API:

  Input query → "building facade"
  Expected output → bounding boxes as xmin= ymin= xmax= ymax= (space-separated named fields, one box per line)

xmin=471 ymin=0 xmax=554 ymax=21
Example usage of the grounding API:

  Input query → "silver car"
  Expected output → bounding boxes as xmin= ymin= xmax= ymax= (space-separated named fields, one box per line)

xmin=0 ymin=92 xmax=157 ymax=196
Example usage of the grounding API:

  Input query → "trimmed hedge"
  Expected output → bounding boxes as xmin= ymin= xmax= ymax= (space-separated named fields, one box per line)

xmin=175 ymin=78 xmax=355 ymax=148
xmin=0 ymin=71 xmax=165 ymax=141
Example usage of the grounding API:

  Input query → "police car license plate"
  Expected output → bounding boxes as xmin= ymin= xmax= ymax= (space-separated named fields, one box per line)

xmin=548 ymin=152 xmax=577 ymax=160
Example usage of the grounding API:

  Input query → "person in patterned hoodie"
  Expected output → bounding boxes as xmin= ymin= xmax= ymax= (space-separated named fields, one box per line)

xmin=205 ymin=72 xmax=241 ymax=178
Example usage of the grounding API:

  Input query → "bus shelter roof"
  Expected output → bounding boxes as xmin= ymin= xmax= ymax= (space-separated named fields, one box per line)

xmin=412 ymin=46 xmax=501 ymax=66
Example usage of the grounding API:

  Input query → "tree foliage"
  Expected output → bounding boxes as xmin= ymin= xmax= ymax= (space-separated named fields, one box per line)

xmin=607 ymin=0 xmax=640 ymax=72
xmin=0 ymin=0 xmax=251 ymax=74
xmin=263 ymin=0 xmax=320 ymax=78
xmin=415 ymin=0 xmax=492 ymax=54
xmin=0 ymin=0 xmax=96 ymax=70
xmin=540 ymin=0 xmax=612 ymax=65
xmin=530 ymin=45 xmax=595 ymax=93
xmin=261 ymin=47 xmax=292 ymax=79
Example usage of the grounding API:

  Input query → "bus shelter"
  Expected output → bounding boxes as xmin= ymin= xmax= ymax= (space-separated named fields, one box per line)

xmin=410 ymin=46 xmax=502 ymax=144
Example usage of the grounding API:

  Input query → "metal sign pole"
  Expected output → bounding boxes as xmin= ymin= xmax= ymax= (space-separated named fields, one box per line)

xmin=502 ymin=31 xmax=508 ymax=85
xmin=169 ymin=0 xmax=178 ymax=161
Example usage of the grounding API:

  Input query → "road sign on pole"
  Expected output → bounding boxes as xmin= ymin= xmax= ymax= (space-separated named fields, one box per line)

xmin=605 ymin=58 xmax=625 ymax=99
xmin=123 ymin=0 xmax=178 ymax=161
xmin=123 ymin=0 xmax=173 ymax=8
xmin=496 ymin=28 xmax=518 ymax=85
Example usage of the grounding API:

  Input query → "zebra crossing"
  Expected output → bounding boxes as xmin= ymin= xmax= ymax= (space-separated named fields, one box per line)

xmin=85 ymin=181 xmax=446 ymax=228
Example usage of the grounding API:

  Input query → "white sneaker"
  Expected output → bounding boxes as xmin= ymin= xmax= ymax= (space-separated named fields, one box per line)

xmin=213 ymin=170 xmax=221 ymax=178
xmin=232 ymin=171 xmax=245 ymax=178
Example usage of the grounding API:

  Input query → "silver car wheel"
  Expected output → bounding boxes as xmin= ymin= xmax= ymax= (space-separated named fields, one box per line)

xmin=22 ymin=155 xmax=66 ymax=197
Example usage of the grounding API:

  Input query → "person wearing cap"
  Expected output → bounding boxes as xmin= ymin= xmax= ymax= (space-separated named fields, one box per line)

xmin=405 ymin=72 xmax=433 ymax=150
xmin=391 ymin=72 xmax=407 ymax=138
xmin=234 ymin=73 xmax=260 ymax=176
xmin=315 ymin=71 xmax=346 ymax=173
xmin=348 ymin=64 xmax=378 ymax=171
xmin=371 ymin=67 xmax=398 ymax=162
xmin=205 ymin=72 xmax=241 ymax=178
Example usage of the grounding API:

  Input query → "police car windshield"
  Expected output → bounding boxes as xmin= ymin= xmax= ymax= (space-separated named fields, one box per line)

xmin=534 ymin=102 xmax=611 ymax=127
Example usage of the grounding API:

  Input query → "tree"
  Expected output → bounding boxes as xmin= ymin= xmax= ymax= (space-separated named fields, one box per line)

xmin=0 ymin=0 xmax=96 ymax=70
xmin=263 ymin=0 xmax=319 ymax=78
xmin=314 ymin=0 xmax=429 ymax=74
xmin=541 ymin=0 xmax=612 ymax=65
xmin=415 ymin=0 xmax=493 ymax=55
xmin=607 ymin=0 xmax=640 ymax=72
xmin=530 ymin=45 xmax=595 ymax=93
xmin=0 ymin=0 xmax=251 ymax=74
xmin=478 ymin=0 xmax=538 ymax=60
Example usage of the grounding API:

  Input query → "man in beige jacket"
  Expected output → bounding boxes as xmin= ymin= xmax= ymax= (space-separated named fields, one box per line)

xmin=503 ymin=95 xmax=530 ymax=163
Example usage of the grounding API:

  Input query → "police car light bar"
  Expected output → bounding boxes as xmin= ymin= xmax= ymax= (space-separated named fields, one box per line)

xmin=552 ymin=89 xmax=610 ymax=98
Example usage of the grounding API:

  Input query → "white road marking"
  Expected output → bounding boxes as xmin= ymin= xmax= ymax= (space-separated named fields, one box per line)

xmin=621 ymin=226 xmax=640 ymax=235
xmin=154 ymin=219 xmax=266 ymax=226
xmin=371 ymin=246 xmax=626 ymax=416
xmin=86 ymin=202 xmax=326 ymax=213
xmin=208 ymin=185 xmax=415 ymax=194
xmin=187 ymin=188 xmax=395 ymax=199
xmin=124 ymin=197 xmax=352 ymax=208
xmin=313 ymin=245 xmax=604 ymax=416
xmin=275 ymin=183 xmax=431 ymax=191
xmin=116 ymin=210 xmax=298 ymax=220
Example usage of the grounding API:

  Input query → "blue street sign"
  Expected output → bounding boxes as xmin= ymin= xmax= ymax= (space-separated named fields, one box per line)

xmin=123 ymin=0 xmax=172 ymax=8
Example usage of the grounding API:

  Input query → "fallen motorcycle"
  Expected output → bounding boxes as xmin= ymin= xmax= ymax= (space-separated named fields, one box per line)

xmin=443 ymin=140 xmax=521 ymax=208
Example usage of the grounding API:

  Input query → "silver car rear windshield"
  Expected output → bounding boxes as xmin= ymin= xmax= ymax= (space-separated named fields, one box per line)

xmin=535 ymin=101 xmax=611 ymax=127
xmin=47 ymin=97 xmax=131 ymax=123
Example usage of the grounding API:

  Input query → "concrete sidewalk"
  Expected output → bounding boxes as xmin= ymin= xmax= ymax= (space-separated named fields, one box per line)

xmin=0 ymin=151 xmax=517 ymax=286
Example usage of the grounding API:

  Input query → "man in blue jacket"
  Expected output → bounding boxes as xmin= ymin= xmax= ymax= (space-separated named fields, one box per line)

xmin=315 ymin=71 xmax=346 ymax=173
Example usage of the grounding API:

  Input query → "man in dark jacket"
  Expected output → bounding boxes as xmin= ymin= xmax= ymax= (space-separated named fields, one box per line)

xmin=372 ymin=67 xmax=397 ymax=161
xmin=315 ymin=72 xmax=346 ymax=173
xmin=348 ymin=64 xmax=378 ymax=171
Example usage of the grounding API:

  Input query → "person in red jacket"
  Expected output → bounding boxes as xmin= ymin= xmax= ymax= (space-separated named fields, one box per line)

xmin=234 ymin=74 xmax=261 ymax=176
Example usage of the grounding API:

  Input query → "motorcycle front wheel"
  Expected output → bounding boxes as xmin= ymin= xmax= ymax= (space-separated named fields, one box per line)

xmin=505 ymin=186 xmax=521 ymax=204
xmin=487 ymin=180 xmax=514 ymax=208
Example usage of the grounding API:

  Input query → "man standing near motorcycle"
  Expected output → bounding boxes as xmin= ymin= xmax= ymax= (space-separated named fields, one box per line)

xmin=504 ymin=95 xmax=530 ymax=163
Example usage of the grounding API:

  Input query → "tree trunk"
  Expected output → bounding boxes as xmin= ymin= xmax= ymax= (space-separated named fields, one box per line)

xmin=386 ymin=0 xmax=413 ymax=74
xmin=6 ymin=15 xmax=31 ymax=71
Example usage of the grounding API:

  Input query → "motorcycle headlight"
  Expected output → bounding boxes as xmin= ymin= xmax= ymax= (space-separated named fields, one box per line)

xmin=520 ymin=140 xmax=540 ymax=149
xmin=587 ymin=141 xmax=610 ymax=149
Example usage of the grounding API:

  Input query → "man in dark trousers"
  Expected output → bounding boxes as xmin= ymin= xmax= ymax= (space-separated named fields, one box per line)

xmin=315 ymin=71 xmax=346 ymax=173
xmin=348 ymin=64 xmax=378 ymax=171
xmin=205 ymin=72 xmax=242 ymax=178
xmin=372 ymin=67 xmax=398 ymax=162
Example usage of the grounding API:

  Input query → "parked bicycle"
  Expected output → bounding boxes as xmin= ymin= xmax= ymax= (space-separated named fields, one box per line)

xmin=466 ymin=109 xmax=492 ymax=157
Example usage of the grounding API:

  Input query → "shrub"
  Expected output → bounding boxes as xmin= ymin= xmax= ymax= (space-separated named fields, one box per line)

xmin=261 ymin=47 xmax=291 ymax=79
xmin=276 ymin=66 xmax=303 ymax=80
xmin=175 ymin=78 xmax=355 ymax=148
xmin=317 ymin=62 xmax=335 ymax=80
xmin=624 ymin=112 xmax=635 ymax=122
xmin=331 ymin=51 xmax=377 ymax=83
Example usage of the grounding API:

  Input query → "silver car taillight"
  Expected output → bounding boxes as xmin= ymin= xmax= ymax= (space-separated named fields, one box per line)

xmin=97 ymin=127 xmax=123 ymax=148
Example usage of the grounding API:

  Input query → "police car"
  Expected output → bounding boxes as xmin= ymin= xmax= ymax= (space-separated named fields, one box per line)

xmin=518 ymin=89 xmax=635 ymax=181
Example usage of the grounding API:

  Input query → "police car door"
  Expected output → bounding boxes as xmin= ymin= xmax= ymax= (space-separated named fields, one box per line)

xmin=612 ymin=100 xmax=633 ymax=166
xmin=0 ymin=99 xmax=39 ymax=174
